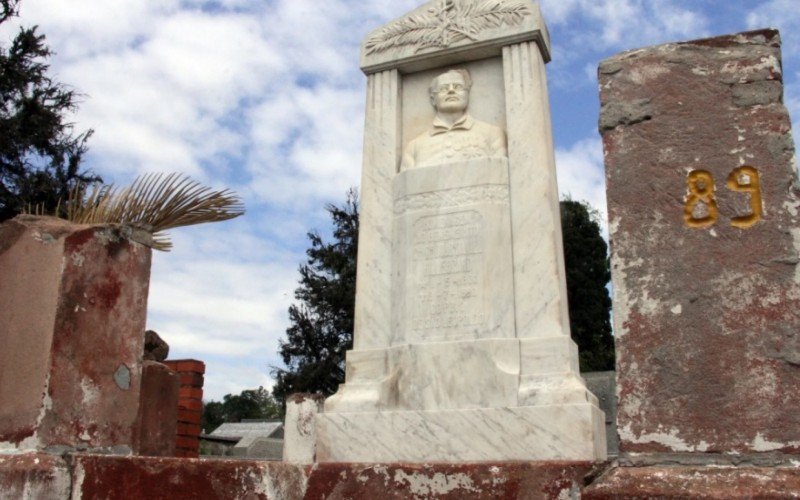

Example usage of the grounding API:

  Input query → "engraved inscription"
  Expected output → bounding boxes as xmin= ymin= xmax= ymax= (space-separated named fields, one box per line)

xmin=683 ymin=167 xmax=763 ymax=229
xmin=395 ymin=184 xmax=509 ymax=214
xmin=727 ymin=166 xmax=762 ymax=228
xmin=412 ymin=211 xmax=484 ymax=334
xmin=684 ymin=170 xmax=718 ymax=228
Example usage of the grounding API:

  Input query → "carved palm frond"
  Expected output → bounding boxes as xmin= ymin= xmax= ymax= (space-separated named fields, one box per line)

xmin=364 ymin=11 xmax=442 ymax=54
xmin=42 ymin=173 xmax=244 ymax=251
xmin=365 ymin=0 xmax=531 ymax=55
xmin=452 ymin=0 xmax=530 ymax=39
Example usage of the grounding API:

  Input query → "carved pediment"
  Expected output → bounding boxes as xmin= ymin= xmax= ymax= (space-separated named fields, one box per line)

xmin=361 ymin=0 xmax=550 ymax=74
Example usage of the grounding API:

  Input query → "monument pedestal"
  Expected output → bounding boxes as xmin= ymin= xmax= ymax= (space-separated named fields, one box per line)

xmin=318 ymin=0 xmax=606 ymax=463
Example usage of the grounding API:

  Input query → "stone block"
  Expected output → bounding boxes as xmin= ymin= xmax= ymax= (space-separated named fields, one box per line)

xmin=283 ymin=393 xmax=325 ymax=464
xmin=134 ymin=361 xmax=179 ymax=457
xmin=600 ymin=28 xmax=800 ymax=455
xmin=0 ymin=216 xmax=151 ymax=453
xmin=583 ymin=371 xmax=619 ymax=456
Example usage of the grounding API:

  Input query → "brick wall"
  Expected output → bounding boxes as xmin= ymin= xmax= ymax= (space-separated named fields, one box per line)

xmin=163 ymin=360 xmax=205 ymax=458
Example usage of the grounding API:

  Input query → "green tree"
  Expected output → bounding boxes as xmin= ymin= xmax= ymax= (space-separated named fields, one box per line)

xmin=202 ymin=386 xmax=281 ymax=433
xmin=271 ymin=189 xmax=358 ymax=405
xmin=560 ymin=199 xmax=615 ymax=372
xmin=0 ymin=0 xmax=99 ymax=222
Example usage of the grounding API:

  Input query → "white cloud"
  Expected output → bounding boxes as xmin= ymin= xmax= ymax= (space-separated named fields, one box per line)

xmin=542 ymin=0 xmax=709 ymax=56
xmin=4 ymin=0 xmax=800 ymax=401
xmin=746 ymin=0 xmax=800 ymax=59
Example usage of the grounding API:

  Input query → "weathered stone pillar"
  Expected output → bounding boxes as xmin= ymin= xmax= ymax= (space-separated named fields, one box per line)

xmin=134 ymin=361 xmax=179 ymax=457
xmin=0 ymin=216 xmax=151 ymax=453
xmin=601 ymin=27 xmax=800 ymax=457
xmin=282 ymin=393 xmax=325 ymax=464
xmin=586 ymin=28 xmax=800 ymax=497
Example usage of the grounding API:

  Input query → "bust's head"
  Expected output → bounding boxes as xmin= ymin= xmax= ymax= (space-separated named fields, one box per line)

xmin=429 ymin=69 xmax=472 ymax=113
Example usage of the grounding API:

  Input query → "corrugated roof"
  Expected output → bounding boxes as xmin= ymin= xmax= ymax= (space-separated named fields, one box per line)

xmin=208 ymin=421 xmax=283 ymax=440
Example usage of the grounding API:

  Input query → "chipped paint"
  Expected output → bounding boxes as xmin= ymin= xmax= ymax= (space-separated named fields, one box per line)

xmin=619 ymin=424 xmax=710 ymax=452
xmin=71 ymin=252 xmax=85 ymax=267
xmin=670 ymin=304 xmax=682 ymax=315
xmin=751 ymin=433 xmax=800 ymax=452
xmin=393 ymin=470 xmax=478 ymax=496
xmin=720 ymin=54 xmax=781 ymax=81
xmin=80 ymin=379 xmax=100 ymax=406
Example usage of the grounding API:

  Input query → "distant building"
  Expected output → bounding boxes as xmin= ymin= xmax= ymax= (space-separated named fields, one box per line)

xmin=201 ymin=419 xmax=284 ymax=460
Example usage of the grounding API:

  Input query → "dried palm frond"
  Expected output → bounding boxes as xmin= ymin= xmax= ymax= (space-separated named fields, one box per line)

xmin=61 ymin=173 xmax=244 ymax=251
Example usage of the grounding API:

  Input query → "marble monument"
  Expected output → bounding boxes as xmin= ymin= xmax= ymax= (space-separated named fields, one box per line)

xmin=316 ymin=0 xmax=606 ymax=462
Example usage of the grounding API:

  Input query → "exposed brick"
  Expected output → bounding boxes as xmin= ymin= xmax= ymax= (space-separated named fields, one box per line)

xmin=164 ymin=359 xmax=206 ymax=375
xmin=177 ymin=423 xmax=201 ymax=437
xmin=177 ymin=410 xmax=201 ymax=425
xmin=179 ymin=387 xmax=203 ymax=400
xmin=178 ymin=399 xmax=202 ymax=412
xmin=178 ymin=373 xmax=204 ymax=388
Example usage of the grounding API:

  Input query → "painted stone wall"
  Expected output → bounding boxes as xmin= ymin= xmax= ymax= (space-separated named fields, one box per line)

xmin=0 ymin=216 xmax=151 ymax=453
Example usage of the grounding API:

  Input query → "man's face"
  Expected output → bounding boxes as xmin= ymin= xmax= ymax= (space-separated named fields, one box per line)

xmin=431 ymin=72 xmax=469 ymax=113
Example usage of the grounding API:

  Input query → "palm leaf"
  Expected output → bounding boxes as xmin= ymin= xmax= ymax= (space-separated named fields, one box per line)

xmin=31 ymin=173 xmax=245 ymax=251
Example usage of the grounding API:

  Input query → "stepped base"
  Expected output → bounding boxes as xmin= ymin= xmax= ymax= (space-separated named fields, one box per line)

xmin=316 ymin=404 xmax=607 ymax=462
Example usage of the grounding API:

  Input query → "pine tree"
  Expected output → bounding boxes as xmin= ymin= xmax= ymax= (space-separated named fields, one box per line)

xmin=0 ymin=0 xmax=100 ymax=222
xmin=560 ymin=199 xmax=615 ymax=371
xmin=272 ymin=189 xmax=358 ymax=404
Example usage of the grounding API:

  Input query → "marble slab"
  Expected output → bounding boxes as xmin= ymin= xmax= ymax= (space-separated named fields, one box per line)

xmin=316 ymin=404 xmax=606 ymax=462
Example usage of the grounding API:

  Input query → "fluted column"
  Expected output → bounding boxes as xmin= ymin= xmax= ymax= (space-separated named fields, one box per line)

xmin=503 ymin=41 xmax=571 ymax=340
xmin=353 ymin=69 xmax=402 ymax=350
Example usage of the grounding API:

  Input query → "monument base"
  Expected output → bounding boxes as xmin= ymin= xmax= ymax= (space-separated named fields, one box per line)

xmin=315 ymin=404 xmax=606 ymax=462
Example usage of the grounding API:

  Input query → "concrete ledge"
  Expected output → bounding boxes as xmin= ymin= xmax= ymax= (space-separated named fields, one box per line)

xmin=0 ymin=453 xmax=71 ymax=500
xmin=583 ymin=465 xmax=800 ymax=499
xmin=4 ymin=454 xmax=798 ymax=498
xmin=70 ymin=454 xmax=308 ymax=499
xmin=304 ymin=461 xmax=600 ymax=499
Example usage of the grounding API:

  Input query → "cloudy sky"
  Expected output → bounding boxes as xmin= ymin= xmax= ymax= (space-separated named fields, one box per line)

xmin=3 ymin=0 xmax=799 ymax=400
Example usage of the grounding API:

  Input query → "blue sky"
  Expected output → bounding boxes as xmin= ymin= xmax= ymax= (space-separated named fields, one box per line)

xmin=3 ymin=0 xmax=799 ymax=400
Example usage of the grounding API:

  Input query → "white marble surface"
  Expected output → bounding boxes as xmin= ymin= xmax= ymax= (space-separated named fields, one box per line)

xmin=352 ymin=70 xmax=400 ymax=351
xmin=360 ymin=0 xmax=552 ymax=73
xmin=391 ymin=159 xmax=515 ymax=346
xmin=316 ymin=404 xmax=606 ymax=462
xmin=282 ymin=396 xmax=323 ymax=464
xmin=322 ymin=0 xmax=606 ymax=463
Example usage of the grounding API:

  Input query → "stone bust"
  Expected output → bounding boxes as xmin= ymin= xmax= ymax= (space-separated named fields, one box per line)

xmin=401 ymin=69 xmax=507 ymax=171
